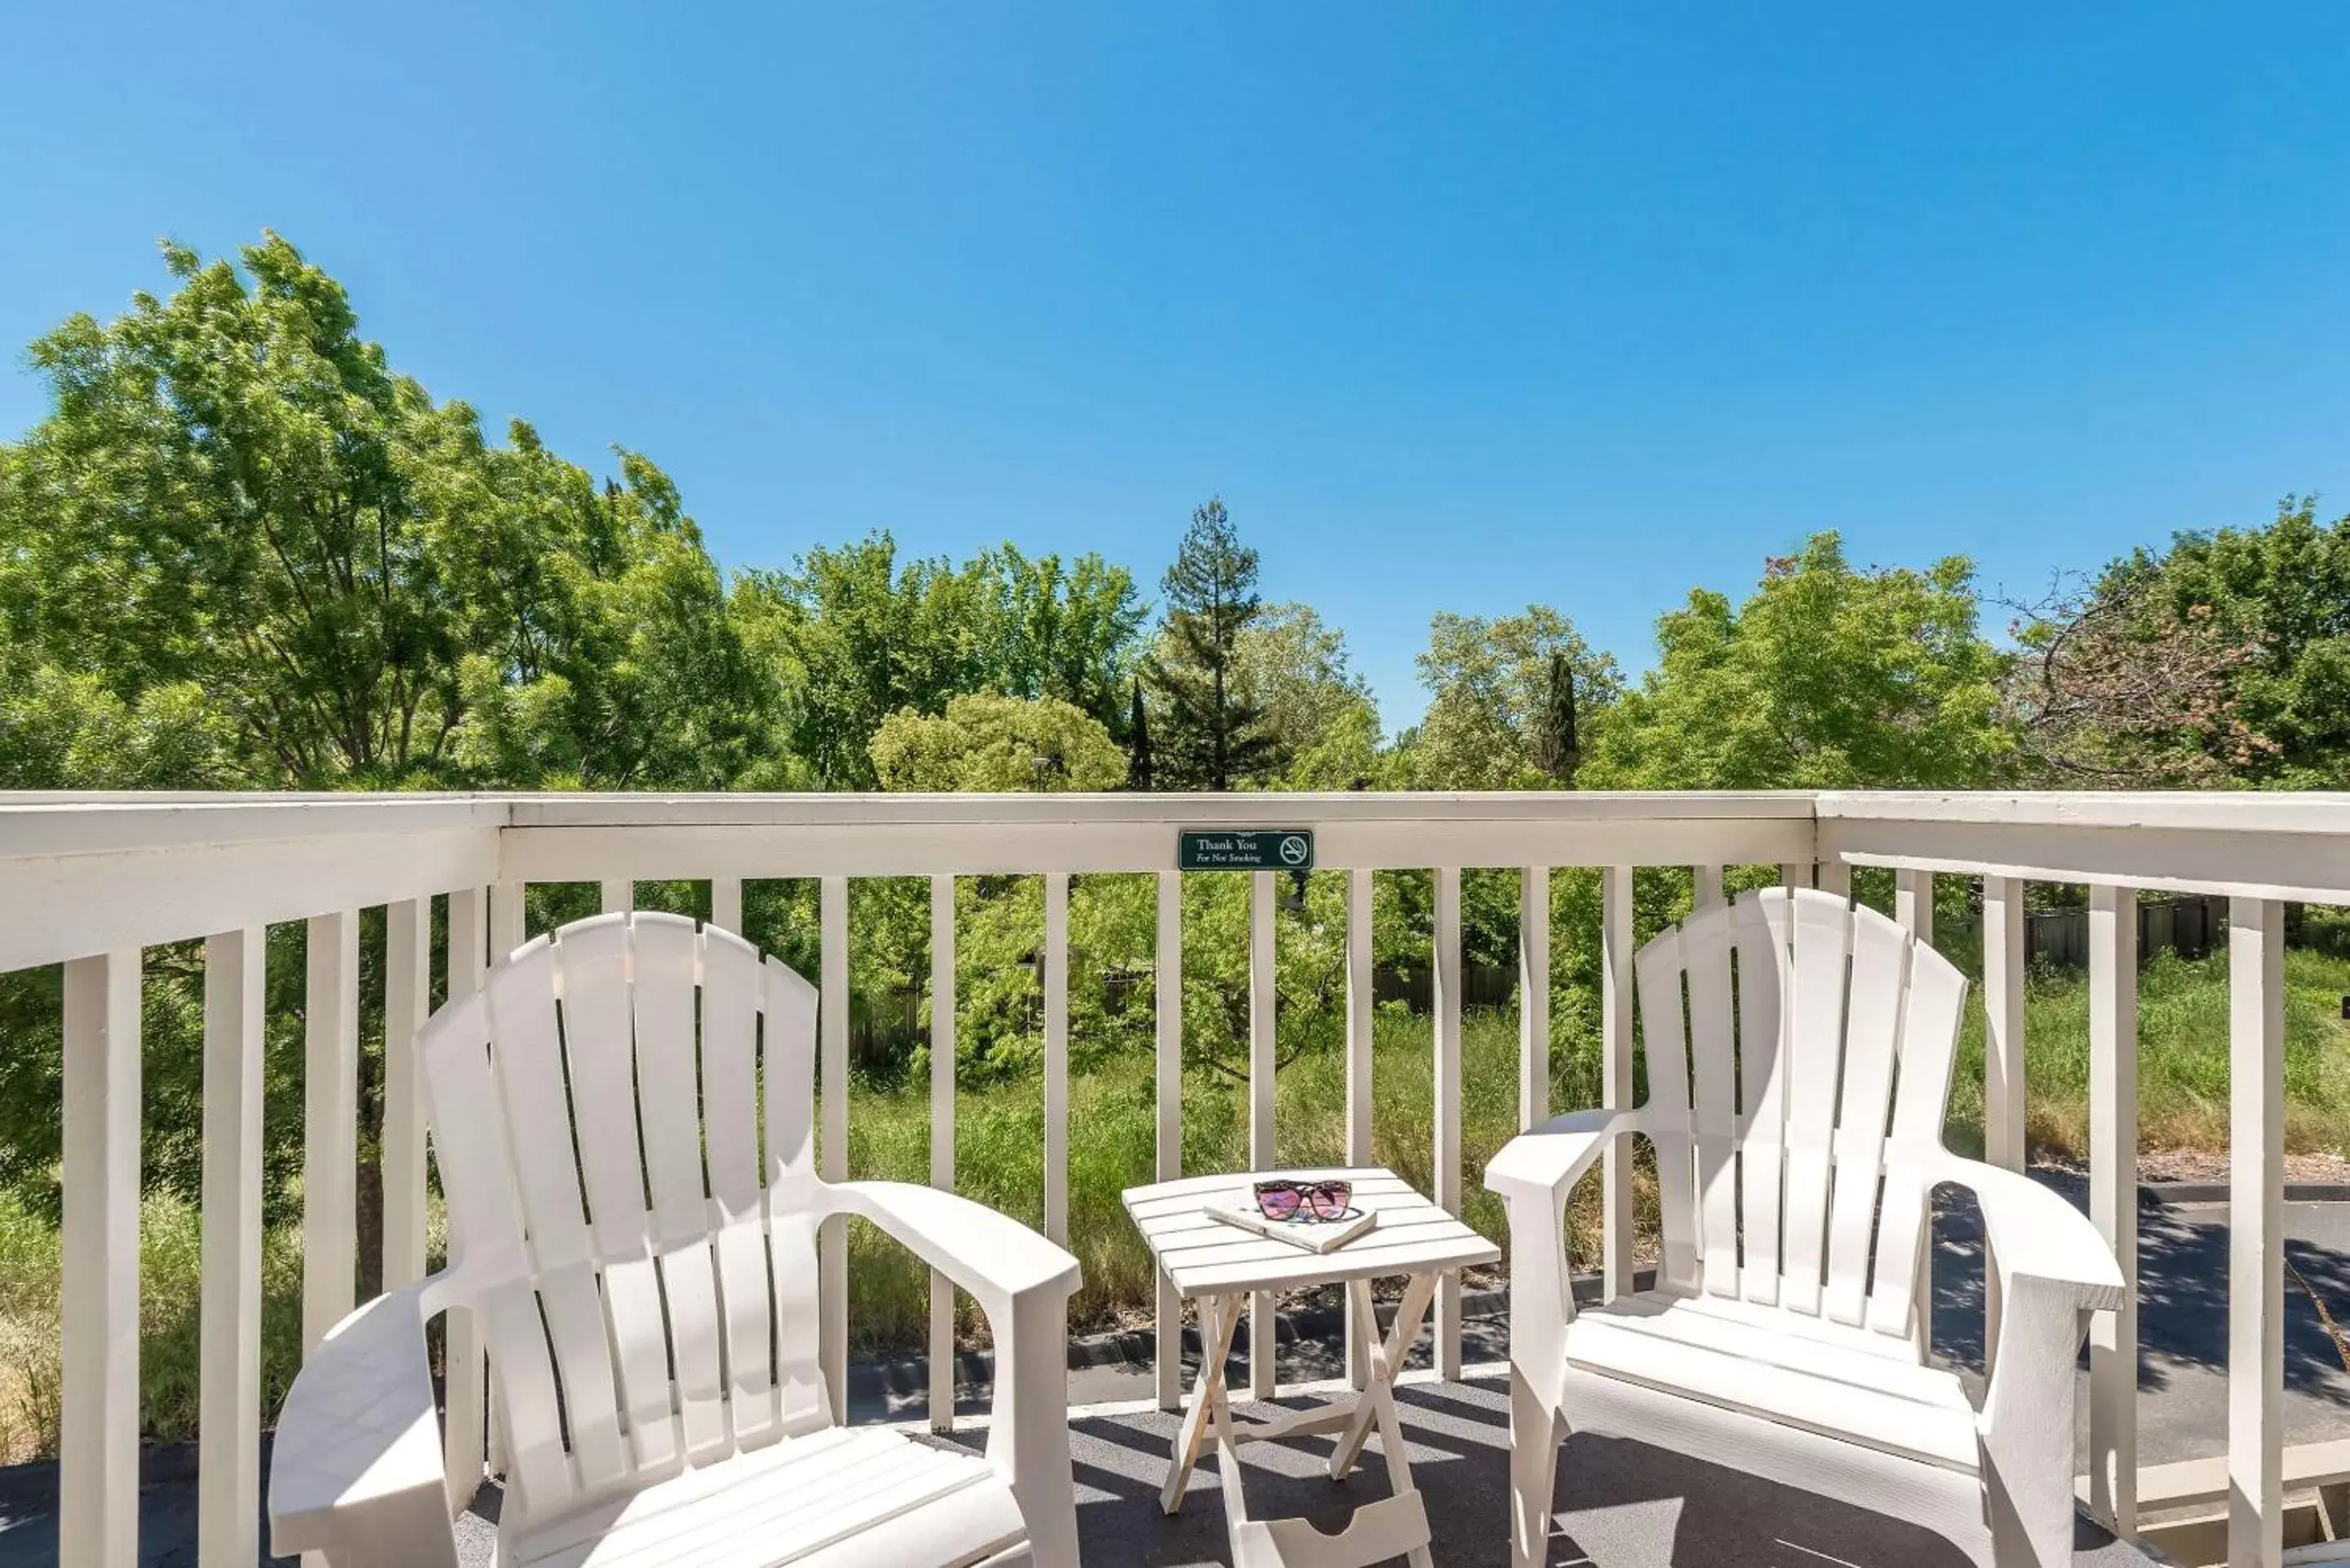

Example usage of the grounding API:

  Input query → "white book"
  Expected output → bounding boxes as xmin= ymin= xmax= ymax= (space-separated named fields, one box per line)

xmin=1203 ymin=1194 xmax=1378 ymax=1254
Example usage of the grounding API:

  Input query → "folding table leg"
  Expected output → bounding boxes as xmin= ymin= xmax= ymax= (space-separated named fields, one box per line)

xmin=1331 ymin=1272 xmax=1436 ymax=1481
xmin=1163 ymin=1293 xmax=1242 ymax=1514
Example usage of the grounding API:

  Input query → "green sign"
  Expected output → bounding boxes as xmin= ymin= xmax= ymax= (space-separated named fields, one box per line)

xmin=1177 ymin=829 xmax=1315 ymax=872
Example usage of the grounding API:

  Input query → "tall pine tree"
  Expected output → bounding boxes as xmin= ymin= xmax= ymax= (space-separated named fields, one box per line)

xmin=1125 ymin=677 xmax=1155 ymax=790
xmin=1148 ymin=498 xmax=1279 ymax=790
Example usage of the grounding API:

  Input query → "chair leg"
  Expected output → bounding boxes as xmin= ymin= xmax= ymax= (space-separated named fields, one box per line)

xmin=1509 ymin=1365 xmax=1565 ymax=1568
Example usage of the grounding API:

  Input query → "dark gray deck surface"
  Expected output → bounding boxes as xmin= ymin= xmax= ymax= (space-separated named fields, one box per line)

xmin=4 ymin=1179 xmax=2344 ymax=1565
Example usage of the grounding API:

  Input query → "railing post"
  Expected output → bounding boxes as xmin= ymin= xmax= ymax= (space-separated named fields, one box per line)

xmin=383 ymin=899 xmax=430 ymax=1291
xmin=1519 ymin=866 xmax=1550 ymax=1131
xmin=929 ymin=875 xmax=957 ymax=1433
xmin=1434 ymin=865 xmax=1464 ymax=1377
xmin=600 ymin=879 xmax=633 ymax=914
xmin=1602 ymin=866 xmax=1635 ymax=1301
xmin=442 ymin=888 xmax=487 ymax=1513
xmin=1980 ymin=876 xmax=2027 ymax=1362
xmin=1780 ymin=860 xmax=1813 ymax=888
xmin=2089 ymin=884 xmax=2139 ymax=1536
xmin=1344 ymin=866 xmax=1374 ymax=1389
xmin=710 ymin=875 xmax=743 ymax=934
xmin=199 ymin=930 xmax=263 ymax=1568
xmin=1248 ymin=869 xmax=1277 ymax=1398
xmin=1155 ymin=872 xmax=1185 ymax=1411
xmin=61 ymin=949 xmax=140 ymax=1568
xmin=1043 ymin=872 xmax=1069 ymax=1247
xmin=491 ymin=879 xmax=525 ymax=963
xmin=303 ymin=910 xmax=360 ymax=1356
xmin=2230 ymin=897 xmax=2285 ymax=1568
xmin=1817 ymin=856 xmax=1851 ymax=900
xmin=1692 ymin=864 xmax=1723 ymax=911
xmin=818 ymin=875 xmax=849 ymax=1417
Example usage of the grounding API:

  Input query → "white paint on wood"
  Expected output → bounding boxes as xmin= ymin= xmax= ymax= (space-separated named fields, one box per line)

xmin=1601 ymin=866 xmax=1636 ymax=1301
xmin=1980 ymin=876 xmax=2026 ymax=1362
xmin=1519 ymin=866 xmax=1550 ymax=1132
xmin=1818 ymin=857 xmax=1852 ymax=898
xmin=1434 ymin=865 xmax=1465 ymax=1377
xmin=1692 ymin=864 xmax=1723 ymax=910
xmin=819 ymin=875 xmax=849 ymax=1419
xmin=2089 ymin=884 xmax=2139 ymax=1535
xmin=2232 ymin=897 xmax=2286 ymax=1568
xmin=708 ymin=875 xmax=743 ymax=934
xmin=61 ymin=950 xmax=140 ymax=1568
xmin=383 ymin=899 xmax=430 ymax=1290
xmin=1156 ymin=871 xmax=1184 ymax=1411
xmin=1346 ymin=867 xmax=1375 ymax=1389
xmin=1044 ymin=872 xmax=1069 ymax=1247
xmin=599 ymin=878 xmax=632 ymax=914
xmin=303 ymin=910 xmax=360 ymax=1356
xmin=1895 ymin=868 xmax=1935 ymax=944
xmin=930 ymin=875 xmax=957 ymax=1433
xmin=1248 ymin=870 xmax=1277 ymax=1399
xmin=200 ymin=929 xmax=264 ymax=1568
xmin=441 ymin=887 xmax=487 ymax=1511
xmin=1780 ymin=861 xmax=1812 ymax=888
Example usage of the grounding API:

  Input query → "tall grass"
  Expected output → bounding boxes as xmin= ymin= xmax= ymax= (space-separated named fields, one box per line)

xmin=5 ymin=946 xmax=2345 ymax=1458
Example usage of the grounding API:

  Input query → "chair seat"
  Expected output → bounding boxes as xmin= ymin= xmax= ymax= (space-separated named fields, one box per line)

xmin=514 ymin=1425 xmax=1028 ymax=1568
xmin=1561 ymin=1290 xmax=1984 ymax=1474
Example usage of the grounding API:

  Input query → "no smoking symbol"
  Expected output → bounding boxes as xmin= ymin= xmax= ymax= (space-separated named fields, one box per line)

xmin=1278 ymin=835 xmax=1310 ymax=866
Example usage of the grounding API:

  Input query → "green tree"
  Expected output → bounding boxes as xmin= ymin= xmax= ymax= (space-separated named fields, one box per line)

xmin=739 ymin=535 xmax=1143 ymax=788
xmin=1149 ymin=498 xmax=1279 ymax=790
xmin=1410 ymin=607 xmax=1622 ymax=789
xmin=1230 ymin=603 xmax=1382 ymax=790
xmin=1126 ymin=679 xmax=1154 ymax=790
xmin=1583 ymin=534 xmax=2010 ymax=790
xmin=870 ymin=693 xmax=1128 ymax=792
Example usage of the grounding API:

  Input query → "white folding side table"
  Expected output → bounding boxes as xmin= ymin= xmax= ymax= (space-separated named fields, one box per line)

xmin=1123 ymin=1166 xmax=1502 ymax=1568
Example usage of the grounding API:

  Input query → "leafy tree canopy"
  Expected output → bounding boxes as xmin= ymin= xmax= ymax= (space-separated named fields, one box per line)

xmin=870 ymin=693 xmax=1128 ymax=792
xmin=1583 ymin=534 xmax=2010 ymax=790
xmin=1410 ymin=606 xmax=1622 ymax=789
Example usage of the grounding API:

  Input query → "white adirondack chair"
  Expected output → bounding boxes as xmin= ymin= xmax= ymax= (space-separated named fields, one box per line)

xmin=1488 ymin=887 xmax=2125 ymax=1568
xmin=268 ymin=911 xmax=1083 ymax=1568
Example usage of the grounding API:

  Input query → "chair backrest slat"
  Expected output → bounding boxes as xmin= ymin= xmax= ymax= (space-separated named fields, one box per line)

xmin=421 ymin=911 xmax=834 ymax=1523
xmin=1731 ymin=897 xmax=1790 ymax=1305
xmin=1633 ymin=928 xmax=1700 ymax=1292
xmin=1638 ymin=888 xmax=1966 ymax=1351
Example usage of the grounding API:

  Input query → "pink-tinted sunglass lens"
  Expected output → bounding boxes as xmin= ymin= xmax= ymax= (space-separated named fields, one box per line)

xmin=1255 ymin=1184 xmax=1303 ymax=1220
xmin=1307 ymin=1183 xmax=1352 ymax=1220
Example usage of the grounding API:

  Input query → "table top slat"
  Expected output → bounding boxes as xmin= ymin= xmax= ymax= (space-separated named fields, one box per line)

xmin=1122 ymin=1165 xmax=1499 ymax=1296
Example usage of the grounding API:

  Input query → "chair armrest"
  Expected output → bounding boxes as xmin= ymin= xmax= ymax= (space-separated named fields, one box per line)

xmin=268 ymin=1280 xmax=460 ymax=1568
xmin=1485 ymin=1107 xmax=1643 ymax=1204
xmin=1484 ymin=1108 xmax=1643 ymax=1401
xmin=826 ymin=1180 xmax=1080 ymax=1320
xmin=827 ymin=1181 xmax=1082 ymax=1568
xmin=1937 ymin=1156 xmax=2126 ymax=1312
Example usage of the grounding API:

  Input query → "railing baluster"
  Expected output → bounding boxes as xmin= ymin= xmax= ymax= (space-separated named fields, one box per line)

xmin=1519 ymin=866 xmax=1550 ymax=1131
xmin=1344 ymin=866 xmax=1374 ymax=1389
xmin=1155 ymin=871 xmax=1184 ymax=1411
xmin=442 ymin=888 xmax=488 ymax=1512
xmin=1044 ymin=873 xmax=1069 ymax=1246
xmin=1818 ymin=855 xmax=1851 ymax=898
xmin=2230 ymin=897 xmax=2285 ymax=1568
xmin=1895 ymin=868 xmax=1935 ymax=943
xmin=929 ymin=875 xmax=957 ymax=1433
xmin=383 ymin=899 xmax=430 ymax=1290
xmin=1692 ymin=864 xmax=1723 ymax=910
xmin=818 ymin=875 xmax=849 ymax=1416
xmin=600 ymin=879 xmax=633 ymax=914
xmin=492 ymin=879 xmax=525 ymax=962
xmin=1434 ymin=865 xmax=1464 ymax=1378
xmin=1248 ymin=869 xmax=1277 ymax=1399
xmin=2087 ymin=884 xmax=2139 ymax=1535
xmin=61 ymin=948 xmax=140 ymax=1568
xmin=303 ymin=911 xmax=360 ymax=1356
xmin=1601 ymin=866 xmax=1635 ymax=1300
xmin=1780 ymin=860 xmax=1813 ymax=888
xmin=1980 ymin=876 xmax=2026 ymax=1362
xmin=199 ymin=930 xmax=263 ymax=1568
xmin=710 ymin=876 xmax=743 ymax=933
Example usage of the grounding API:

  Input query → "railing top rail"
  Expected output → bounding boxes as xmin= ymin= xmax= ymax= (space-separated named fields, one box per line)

xmin=1816 ymin=790 xmax=2350 ymax=833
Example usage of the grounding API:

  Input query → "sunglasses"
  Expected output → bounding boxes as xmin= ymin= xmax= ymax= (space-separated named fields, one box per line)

xmin=1253 ymin=1178 xmax=1353 ymax=1223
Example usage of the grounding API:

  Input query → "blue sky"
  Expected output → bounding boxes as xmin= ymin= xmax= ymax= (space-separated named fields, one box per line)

xmin=5 ymin=3 xmax=2347 ymax=729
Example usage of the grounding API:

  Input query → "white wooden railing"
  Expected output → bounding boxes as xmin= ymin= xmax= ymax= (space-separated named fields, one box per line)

xmin=5 ymin=789 xmax=2348 ymax=1568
